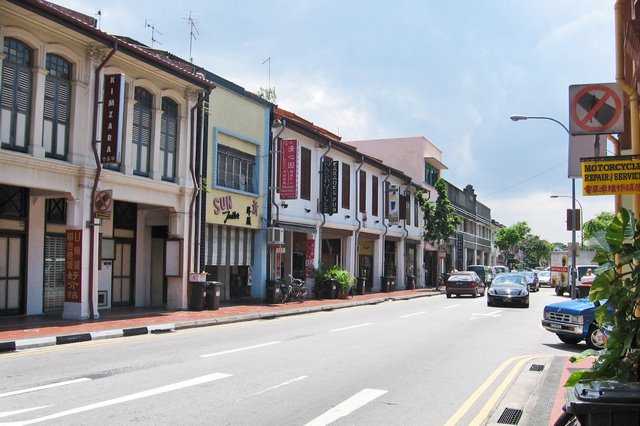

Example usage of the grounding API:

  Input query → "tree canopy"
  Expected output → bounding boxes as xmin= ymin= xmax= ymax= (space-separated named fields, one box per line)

xmin=417 ymin=178 xmax=459 ymax=245
xmin=583 ymin=211 xmax=615 ymax=242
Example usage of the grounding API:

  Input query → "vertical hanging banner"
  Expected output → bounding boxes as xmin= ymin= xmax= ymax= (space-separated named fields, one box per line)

xmin=321 ymin=160 xmax=339 ymax=214
xmin=388 ymin=184 xmax=400 ymax=225
xmin=305 ymin=239 xmax=315 ymax=277
xmin=279 ymin=139 xmax=298 ymax=199
xmin=65 ymin=229 xmax=83 ymax=302
xmin=100 ymin=73 xmax=125 ymax=165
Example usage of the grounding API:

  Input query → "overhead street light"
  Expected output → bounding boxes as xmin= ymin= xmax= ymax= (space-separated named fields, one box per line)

xmin=510 ymin=114 xmax=578 ymax=299
xmin=550 ymin=195 xmax=583 ymax=249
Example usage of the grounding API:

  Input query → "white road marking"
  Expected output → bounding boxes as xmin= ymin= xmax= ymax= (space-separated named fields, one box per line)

xmin=200 ymin=341 xmax=281 ymax=358
xmin=244 ymin=375 xmax=308 ymax=399
xmin=4 ymin=372 xmax=231 ymax=425
xmin=304 ymin=388 xmax=388 ymax=426
xmin=400 ymin=311 xmax=427 ymax=318
xmin=329 ymin=323 xmax=372 ymax=332
xmin=470 ymin=310 xmax=503 ymax=320
xmin=0 ymin=406 xmax=53 ymax=418
xmin=0 ymin=378 xmax=92 ymax=398
xmin=443 ymin=304 xmax=461 ymax=309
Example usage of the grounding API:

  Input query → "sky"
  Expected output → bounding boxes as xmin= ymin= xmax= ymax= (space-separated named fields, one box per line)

xmin=58 ymin=0 xmax=618 ymax=244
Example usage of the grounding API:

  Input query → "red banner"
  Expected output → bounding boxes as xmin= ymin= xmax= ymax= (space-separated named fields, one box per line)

xmin=279 ymin=139 xmax=298 ymax=199
xmin=305 ymin=239 xmax=315 ymax=277
xmin=65 ymin=229 xmax=83 ymax=302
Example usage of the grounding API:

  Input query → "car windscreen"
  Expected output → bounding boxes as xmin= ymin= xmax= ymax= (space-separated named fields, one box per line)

xmin=492 ymin=275 xmax=525 ymax=286
xmin=449 ymin=274 xmax=473 ymax=281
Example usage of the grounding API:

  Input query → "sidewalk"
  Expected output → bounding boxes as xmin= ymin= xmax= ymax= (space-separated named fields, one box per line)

xmin=0 ymin=288 xmax=440 ymax=352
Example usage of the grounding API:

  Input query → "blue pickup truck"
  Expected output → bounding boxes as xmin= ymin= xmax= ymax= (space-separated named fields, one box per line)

xmin=541 ymin=298 xmax=606 ymax=350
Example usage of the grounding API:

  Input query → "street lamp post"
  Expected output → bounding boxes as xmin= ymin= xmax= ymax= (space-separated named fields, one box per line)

xmin=510 ymin=114 xmax=578 ymax=299
xmin=550 ymin=194 xmax=583 ymax=249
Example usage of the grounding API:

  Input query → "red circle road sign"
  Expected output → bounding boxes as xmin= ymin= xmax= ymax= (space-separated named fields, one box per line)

xmin=94 ymin=190 xmax=112 ymax=213
xmin=570 ymin=84 xmax=623 ymax=134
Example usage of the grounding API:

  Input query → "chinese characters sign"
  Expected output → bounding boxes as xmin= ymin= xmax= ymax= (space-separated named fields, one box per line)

xmin=582 ymin=158 xmax=640 ymax=195
xmin=65 ymin=229 xmax=82 ymax=303
xmin=305 ymin=239 xmax=315 ymax=278
xmin=100 ymin=74 xmax=124 ymax=165
xmin=280 ymin=139 xmax=298 ymax=199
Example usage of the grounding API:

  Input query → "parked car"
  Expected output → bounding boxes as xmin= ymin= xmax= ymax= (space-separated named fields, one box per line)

xmin=541 ymin=299 xmax=607 ymax=350
xmin=487 ymin=273 xmax=529 ymax=308
xmin=537 ymin=270 xmax=551 ymax=287
xmin=466 ymin=265 xmax=493 ymax=286
xmin=521 ymin=270 xmax=540 ymax=292
xmin=445 ymin=271 xmax=485 ymax=298
xmin=493 ymin=265 xmax=509 ymax=275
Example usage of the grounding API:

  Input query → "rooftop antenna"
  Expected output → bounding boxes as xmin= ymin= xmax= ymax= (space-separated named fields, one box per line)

xmin=95 ymin=10 xmax=102 ymax=30
xmin=145 ymin=20 xmax=163 ymax=48
xmin=262 ymin=57 xmax=271 ymax=89
xmin=185 ymin=12 xmax=199 ymax=63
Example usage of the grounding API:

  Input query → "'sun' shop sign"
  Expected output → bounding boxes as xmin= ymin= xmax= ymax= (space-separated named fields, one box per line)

xmin=582 ymin=158 xmax=640 ymax=195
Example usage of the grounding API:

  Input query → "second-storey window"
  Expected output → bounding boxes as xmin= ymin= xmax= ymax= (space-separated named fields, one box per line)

xmin=359 ymin=170 xmax=366 ymax=213
xmin=43 ymin=54 xmax=71 ymax=160
xmin=160 ymin=97 xmax=178 ymax=182
xmin=341 ymin=163 xmax=350 ymax=210
xmin=300 ymin=147 xmax=311 ymax=200
xmin=217 ymin=145 xmax=255 ymax=193
xmin=132 ymin=87 xmax=153 ymax=176
xmin=372 ymin=175 xmax=379 ymax=216
xmin=1 ymin=38 xmax=32 ymax=152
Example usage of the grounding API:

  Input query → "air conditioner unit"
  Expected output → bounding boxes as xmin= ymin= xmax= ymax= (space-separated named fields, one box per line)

xmin=268 ymin=227 xmax=284 ymax=244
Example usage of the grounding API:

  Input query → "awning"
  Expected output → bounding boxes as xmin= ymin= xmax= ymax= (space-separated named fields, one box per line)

xmin=276 ymin=221 xmax=317 ymax=234
xmin=205 ymin=224 xmax=254 ymax=266
xmin=425 ymin=156 xmax=447 ymax=170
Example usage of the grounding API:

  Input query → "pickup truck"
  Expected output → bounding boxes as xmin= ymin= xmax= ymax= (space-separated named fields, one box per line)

xmin=541 ymin=298 xmax=606 ymax=350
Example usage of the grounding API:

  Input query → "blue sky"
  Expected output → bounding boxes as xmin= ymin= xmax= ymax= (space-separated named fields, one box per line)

xmin=60 ymin=0 xmax=616 ymax=244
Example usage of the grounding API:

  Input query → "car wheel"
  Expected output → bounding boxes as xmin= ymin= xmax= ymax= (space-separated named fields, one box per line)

xmin=586 ymin=326 xmax=606 ymax=350
xmin=522 ymin=297 xmax=529 ymax=308
xmin=558 ymin=335 xmax=582 ymax=345
xmin=555 ymin=287 xmax=563 ymax=296
xmin=446 ymin=293 xmax=451 ymax=299
xmin=473 ymin=289 xmax=478 ymax=298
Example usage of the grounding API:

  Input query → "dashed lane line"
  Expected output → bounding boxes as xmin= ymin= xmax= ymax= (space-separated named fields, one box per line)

xmin=304 ymin=388 xmax=388 ymax=426
xmin=329 ymin=323 xmax=372 ymax=332
xmin=0 ymin=378 xmax=92 ymax=398
xmin=199 ymin=341 xmax=281 ymax=358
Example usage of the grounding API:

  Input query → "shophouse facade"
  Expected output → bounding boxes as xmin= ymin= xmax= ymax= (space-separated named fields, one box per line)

xmin=346 ymin=137 xmax=446 ymax=286
xmin=199 ymin=72 xmax=271 ymax=302
xmin=444 ymin=183 xmax=493 ymax=271
xmin=270 ymin=110 xmax=427 ymax=292
xmin=0 ymin=1 xmax=213 ymax=318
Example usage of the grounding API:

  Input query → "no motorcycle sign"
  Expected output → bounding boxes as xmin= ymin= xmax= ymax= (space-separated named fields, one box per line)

xmin=569 ymin=83 xmax=623 ymax=135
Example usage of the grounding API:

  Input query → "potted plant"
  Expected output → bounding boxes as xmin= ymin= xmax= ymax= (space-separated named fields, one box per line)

xmin=564 ymin=207 xmax=640 ymax=422
xmin=321 ymin=265 xmax=355 ymax=299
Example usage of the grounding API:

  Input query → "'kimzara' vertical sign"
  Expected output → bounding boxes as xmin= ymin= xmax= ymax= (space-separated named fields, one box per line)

xmin=100 ymin=74 xmax=125 ymax=165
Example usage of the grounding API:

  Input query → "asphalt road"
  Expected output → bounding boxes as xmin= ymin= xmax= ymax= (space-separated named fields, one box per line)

xmin=0 ymin=288 xmax=580 ymax=425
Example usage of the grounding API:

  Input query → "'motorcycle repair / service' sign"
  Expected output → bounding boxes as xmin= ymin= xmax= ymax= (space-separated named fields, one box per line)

xmin=582 ymin=157 xmax=640 ymax=195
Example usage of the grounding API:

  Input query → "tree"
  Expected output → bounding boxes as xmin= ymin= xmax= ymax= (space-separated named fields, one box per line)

xmin=495 ymin=221 xmax=531 ymax=268
xmin=582 ymin=211 xmax=615 ymax=242
xmin=520 ymin=234 xmax=553 ymax=268
xmin=256 ymin=87 xmax=277 ymax=103
xmin=417 ymin=178 xmax=460 ymax=247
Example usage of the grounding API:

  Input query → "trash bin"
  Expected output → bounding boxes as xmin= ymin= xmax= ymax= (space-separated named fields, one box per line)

xmin=266 ymin=279 xmax=281 ymax=304
xmin=356 ymin=277 xmax=366 ymax=295
xmin=205 ymin=281 xmax=221 ymax=310
xmin=189 ymin=281 xmax=206 ymax=311
xmin=565 ymin=381 xmax=640 ymax=425
xmin=406 ymin=275 xmax=415 ymax=290
xmin=381 ymin=276 xmax=395 ymax=292
xmin=324 ymin=279 xmax=338 ymax=299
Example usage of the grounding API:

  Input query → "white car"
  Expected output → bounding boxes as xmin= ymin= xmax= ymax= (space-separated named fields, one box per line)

xmin=537 ymin=270 xmax=551 ymax=287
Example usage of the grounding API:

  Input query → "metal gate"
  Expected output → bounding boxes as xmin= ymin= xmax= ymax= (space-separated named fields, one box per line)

xmin=43 ymin=234 xmax=65 ymax=312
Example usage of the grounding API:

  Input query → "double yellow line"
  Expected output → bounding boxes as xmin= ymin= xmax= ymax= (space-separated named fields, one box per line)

xmin=445 ymin=354 xmax=551 ymax=426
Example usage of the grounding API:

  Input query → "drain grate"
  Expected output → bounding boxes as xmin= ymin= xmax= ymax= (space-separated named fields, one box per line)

xmin=530 ymin=364 xmax=545 ymax=372
xmin=497 ymin=407 xmax=523 ymax=425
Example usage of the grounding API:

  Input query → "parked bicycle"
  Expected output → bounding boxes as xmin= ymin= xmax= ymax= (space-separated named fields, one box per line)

xmin=280 ymin=274 xmax=308 ymax=303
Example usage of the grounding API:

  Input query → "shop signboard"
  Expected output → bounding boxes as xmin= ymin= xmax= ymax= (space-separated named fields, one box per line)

xmin=279 ymin=139 xmax=298 ymax=199
xmin=582 ymin=157 xmax=640 ymax=195
xmin=65 ymin=229 xmax=82 ymax=303
xmin=100 ymin=74 xmax=124 ymax=165
xmin=321 ymin=160 xmax=338 ymax=214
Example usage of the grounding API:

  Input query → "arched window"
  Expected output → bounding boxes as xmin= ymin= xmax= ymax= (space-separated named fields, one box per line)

xmin=132 ymin=87 xmax=153 ymax=176
xmin=43 ymin=54 xmax=72 ymax=160
xmin=1 ymin=38 xmax=33 ymax=152
xmin=160 ymin=97 xmax=178 ymax=181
